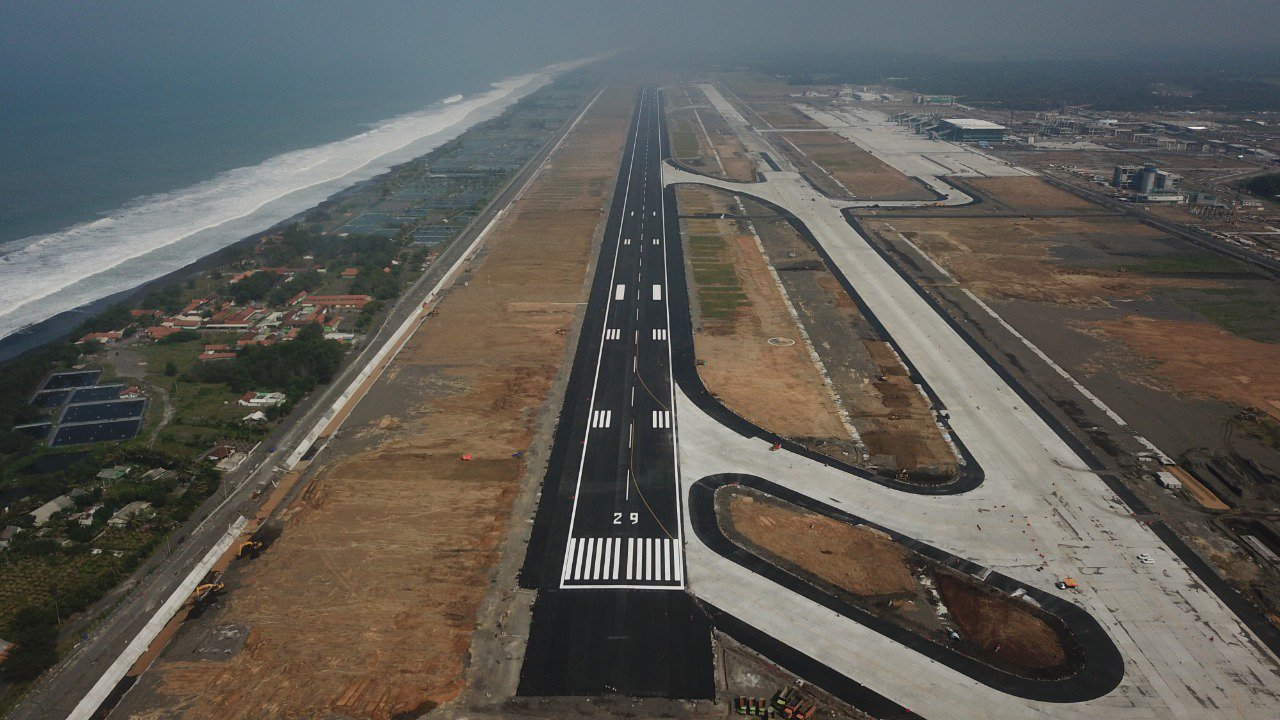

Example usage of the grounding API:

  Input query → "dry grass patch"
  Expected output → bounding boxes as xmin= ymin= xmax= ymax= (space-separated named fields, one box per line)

xmin=874 ymin=216 xmax=1219 ymax=304
xmin=780 ymin=131 xmax=931 ymax=200
xmin=964 ymin=176 xmax=1094 ymax=212
xmin=679 ymin=191 xmax=847 ymax=442
xmin=1092 ymin=316 xmax=1280 ymax=422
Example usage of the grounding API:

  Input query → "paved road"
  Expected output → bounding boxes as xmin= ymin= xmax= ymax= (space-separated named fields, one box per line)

xmin=518 ymin=87 xmax=713 ymax=698
xmin=10 ymin=83 xmax=599 ymax=720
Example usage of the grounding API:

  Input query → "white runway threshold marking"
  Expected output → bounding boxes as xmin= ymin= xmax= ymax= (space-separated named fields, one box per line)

xmin=652 ymin=410 xmax=672 ymax=429
xmin=590 ymin=410 xmax=612 ymax=428
xmin=651 ymin=284 xmax=662 ymax=301
xmin=605 ymin=328 xmax=621 ymax=340
xmin=563 ymin=537 xmax=683 ymax=584
xmin=652 ymin=328 xmax=667 ymax=340
xmin=614 ymin=284 xmax=626 ymax=300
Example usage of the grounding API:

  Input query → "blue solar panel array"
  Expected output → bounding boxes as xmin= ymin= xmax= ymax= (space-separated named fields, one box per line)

xmin=17 ymin=371 xmax=146 ymax=447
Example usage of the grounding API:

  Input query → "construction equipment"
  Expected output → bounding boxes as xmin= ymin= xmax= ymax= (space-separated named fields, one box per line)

xmin=1055 ymin=577 xmax=1079 ymax=590
xmin=794 ymin=700 xmax=819 ymax=720
xmin=772 ymin=687 xmax=797 ymax=712
xmin=781 ymin=694 xmax=804 ymax=719
xmin=735 ymin=696 xmax=749 ymax=715
xmin=193 ymin=582 xmax=224 ymax=602
xmin=237 ymin=540 xmax=264 ymax=559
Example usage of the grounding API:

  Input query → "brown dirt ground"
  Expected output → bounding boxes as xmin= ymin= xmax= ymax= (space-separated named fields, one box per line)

xmin=123 ymin=86 xmax=635 ymax=720
xmin=963 ymin=176 xmax=1095 ymax=212
xmin=724 ymin=491 xmax=916 ymax=597
xmin=687 ymin=86 xmax=757 ymax=182
xmin=678 ymin=187 xmax=847 ymax=441
xmin=750 ymin=103 xmax=822 ymax=129
xmin=1165 ymin=465 xmax=1231 ymax=510
xmin=935 ymin=574 xmax=1068 ymax=670
xmin=779 ymin=131 xmax=931 ymax=200
xmin=746 ymin=202 xmax=957 ymax=476
xmin=1092 ymin=316 xmax=1280 ymax=422
xmin=868 ymin=216 xmax=1220 ymax=304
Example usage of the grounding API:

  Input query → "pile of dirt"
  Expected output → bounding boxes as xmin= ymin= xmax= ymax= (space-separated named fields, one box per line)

xmin=1093 ymin=316 xmax=1280 ymax=422
xmin=935 ymin=574 xmax=1068 ymax=670
xmin=122 ymin=86 xmax=636 ymax=720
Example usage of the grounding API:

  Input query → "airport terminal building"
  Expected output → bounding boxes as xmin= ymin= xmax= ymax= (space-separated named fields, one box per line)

xmin=937 ymin=118 xmax=1007 ymax=143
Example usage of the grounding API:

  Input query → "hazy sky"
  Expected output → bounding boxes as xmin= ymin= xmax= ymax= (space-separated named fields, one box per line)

xmin=4 ymin=0 xmax=1279 ymax=85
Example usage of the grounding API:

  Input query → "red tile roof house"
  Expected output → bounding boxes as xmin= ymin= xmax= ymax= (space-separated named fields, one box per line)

xmin=340 ymin=267 xmax=359 ymax=278
xmin=306 ymin=294 xmax=373 ymax=310
xmin=204 ymin=307 xmax=261 ymax=330
xmin=144 ymin=325 xmax=182 ymax=340
xmin=197 ymin=352 xmax=238 ymax=362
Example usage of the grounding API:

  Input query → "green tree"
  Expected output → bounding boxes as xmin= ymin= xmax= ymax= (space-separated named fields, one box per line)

xmin=164 ymin=361 xmax=178 ymax=377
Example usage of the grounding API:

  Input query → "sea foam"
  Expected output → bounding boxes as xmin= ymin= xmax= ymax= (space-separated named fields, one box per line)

xmin=0 ymin=60 xmax=578 ymax=341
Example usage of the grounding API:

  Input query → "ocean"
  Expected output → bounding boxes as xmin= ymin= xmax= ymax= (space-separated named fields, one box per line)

xmin=0 ymin=25 xmax=581 ymax=356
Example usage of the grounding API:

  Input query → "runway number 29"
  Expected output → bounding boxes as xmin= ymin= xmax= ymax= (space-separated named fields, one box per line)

xmin=613 ymin=512 xmax=638 ymax=525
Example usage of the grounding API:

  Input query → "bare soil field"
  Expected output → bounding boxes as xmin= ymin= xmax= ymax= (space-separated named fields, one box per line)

xmin=744 ymin=198 xmax=957 ymax=478
xmin=717 ymin=486 xmax=1078 ymax=678
xmin=778 ymin=131 xmax=932 ymax=200
xmin=666 ymin=86 xmax=756 ymax=182
xmin=963 ymin=176 xmax=1095 ymax=212
xmin=1092 ymin=316 xmax=1280 ymax=422
xmin=867 ymin=216 xmax=1222 ymax=305
xmin=752 ymin=103 xmax=823 ymax=129
xmin=117 ymin=86 xmax=635 ymax=720
xmin=677 ymin=186 xmax=847 ymax=442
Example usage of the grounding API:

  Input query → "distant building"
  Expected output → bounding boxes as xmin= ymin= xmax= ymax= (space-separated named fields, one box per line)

xmin=915 ymin=94 xmax=957 ymax=105
xmin=1114 ymin=165 xmax=1184 ymax=202
xmin=77 ymin=331 xmax=123 ymax=345
xmin=304 ymin=294 xmax=374 ymax=310
xmin=238 ymin=391 xmax=287 ymax=407
xmin=935 ymin=118 xmax=1006 ymax=143
xmin=30 ymin=495 xmax=75 ymax=526
xmin=107 ymin=501 xmax=152 ymax=528
xmin=96 ymin=465 xmax=131 ymax=482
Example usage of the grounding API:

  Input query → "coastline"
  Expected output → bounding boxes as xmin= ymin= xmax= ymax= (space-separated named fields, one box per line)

xmin=0 ymin=61 xmax=587 ymax=351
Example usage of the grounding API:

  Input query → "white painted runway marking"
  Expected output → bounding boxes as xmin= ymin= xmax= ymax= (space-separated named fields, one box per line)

xmin=652 ymin=238 xmax=660 ymax=245
xmin=590 ymin=410 xmax=612 ymax=428
xmin=652 ymin=328 xmax=667 ymax=340
xmin=605 ymin=328 xmax=621 ymax=340
xmin=651 ymin=284 xmax=662 ymax=301
xmin=614 ymin=284 xmax=625 ymax=300
xmin=564 ymin=537 xmax=682 ymax=584
xmin=623 ymin=238 xmax=631 ymax=245
xmin=652 ymin=410 xmax=671 ymax=428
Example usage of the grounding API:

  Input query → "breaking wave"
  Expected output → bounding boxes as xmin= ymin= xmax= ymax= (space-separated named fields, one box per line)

xmin=0 ymin=60 xmax=580 ymax=341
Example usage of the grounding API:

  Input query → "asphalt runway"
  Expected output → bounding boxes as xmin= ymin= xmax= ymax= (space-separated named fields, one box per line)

xmin=519 ymin=87 xmax=714 ymax=697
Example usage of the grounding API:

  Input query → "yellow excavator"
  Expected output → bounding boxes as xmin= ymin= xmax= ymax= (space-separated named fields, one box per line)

xmin=193 ymin=582 xmax=224 ymax=602
xmin=237 ymin=540 xmax=264 ymax=559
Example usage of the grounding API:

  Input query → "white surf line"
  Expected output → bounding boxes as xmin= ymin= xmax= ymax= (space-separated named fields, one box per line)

xmin=68 ymin=82 xmax=610 ymax=720
xmin=561 ymin=90 xmax=646 ymax=587
xmin=656 ymin=90 xmax=687 ymax=589
xmin=961 ymin=287 xmax=1172 ymax=463
xmin=286 ymin=85 xmax=607 ymax=471
xmin=0 ymin=68 xmax=577 ymax=340
xmin=66 ymin=516 xmax=247 ymax=720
